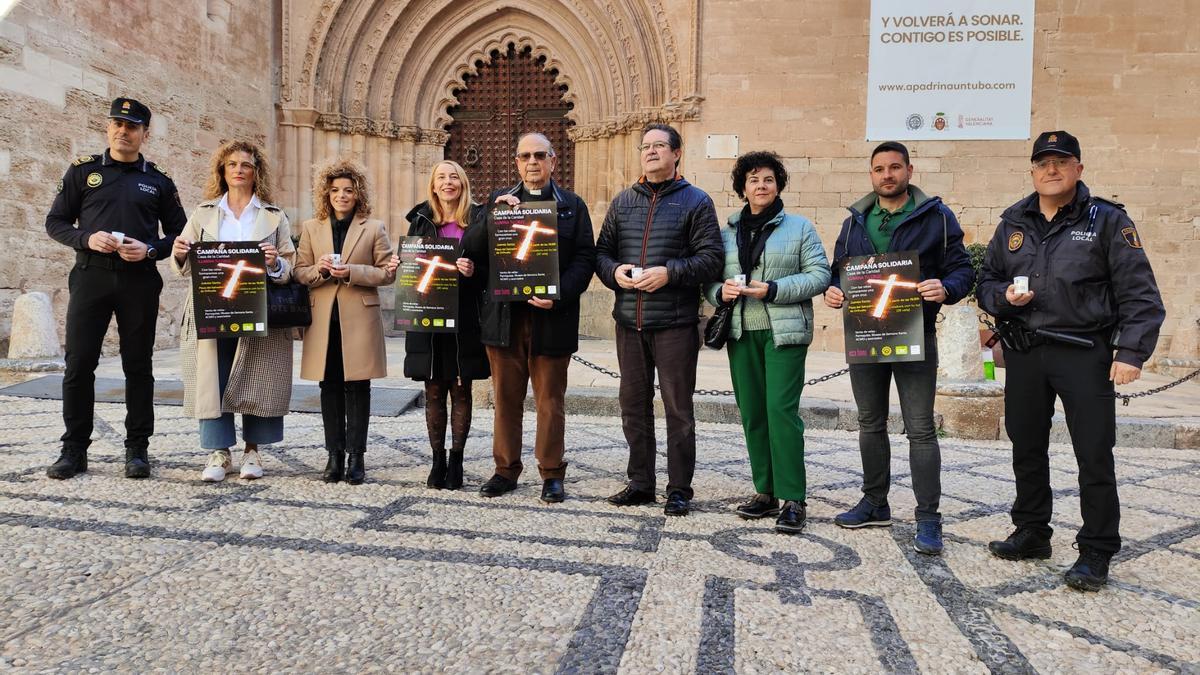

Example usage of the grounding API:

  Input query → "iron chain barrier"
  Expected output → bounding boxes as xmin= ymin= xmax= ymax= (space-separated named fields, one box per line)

xmin=571 ymin=354 xmax=848 ymax=397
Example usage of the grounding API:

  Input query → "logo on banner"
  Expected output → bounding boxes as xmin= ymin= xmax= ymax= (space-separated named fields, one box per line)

xmin=905 ymin=114 xmax=924 ymax=131
xmin=933 ymin=112 xmax=947 ymax=131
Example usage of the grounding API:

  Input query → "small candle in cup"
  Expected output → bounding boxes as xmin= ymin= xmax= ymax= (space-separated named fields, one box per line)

xmin=631 ymin=267 xmax=644 ymax=280
xmin=1013 ymin=276 xmax=1030 ymax=294
xmin=733 ymin=274 xmax=747 ymax=287
xmin=111 ymin=231 xmax=125 ymax=245
xmin=330 ymin=253 xmax=343 ymax=268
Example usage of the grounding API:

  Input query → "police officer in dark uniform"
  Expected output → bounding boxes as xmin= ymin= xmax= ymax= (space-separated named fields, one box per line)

xmin=978 ymin=131 xmax=1165 ymax=591
xmin=44 ymin=98 xmax=186 ymax=479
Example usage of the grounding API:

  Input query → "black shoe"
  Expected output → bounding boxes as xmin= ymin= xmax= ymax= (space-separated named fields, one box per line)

xmin=988 ymin=528 xmax=1052 ymax=561
xmin=775 ymin=500 xmax=807 ymax=534
xmin=479 ymin=474 xmax=518 ymax=497
xmin=445 ymin=450 xmax=464 ymax=490
xmin=345 ymin=452 xmax=366 ymax=485
xmin=736 ymin=494 xmax=780 ymax=520
xmin=427 ymin=449 xmax=448 ymax=489
xmin=607 ymin=485 xmax=656 ymax=506
xmin=1065 ymin=546 xmax=1112 ymax=592
xmin=124 ymin=447 xmax=151 ymax=479
xmin=541 ymin=478 xmax=565 ymax=503
xmin=664 ymin=491 xmax=690 ymax=517
xmin=47 ymin=448 xmax=87 ymax=480
xmin=322 ymin=450 xmax=345 ymax=483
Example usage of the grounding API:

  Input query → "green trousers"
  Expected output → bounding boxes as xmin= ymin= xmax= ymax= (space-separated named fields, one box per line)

xmin=727 ymin=329 xmax=809 ymax=501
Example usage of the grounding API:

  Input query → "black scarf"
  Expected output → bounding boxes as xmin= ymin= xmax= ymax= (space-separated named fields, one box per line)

xmin=737 ymin=197 xmax=783 ymax=276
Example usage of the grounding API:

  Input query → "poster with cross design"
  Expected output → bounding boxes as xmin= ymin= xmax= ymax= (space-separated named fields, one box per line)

xmin=840 ymin=250 xmax=925 ymax=363
xmin=392 ymin=236 xmax=460 ymax=333
xmin=487 ymin=201 xmax=560 ymax=301
xmin=189 ymin=241 xmax=269 ymax=338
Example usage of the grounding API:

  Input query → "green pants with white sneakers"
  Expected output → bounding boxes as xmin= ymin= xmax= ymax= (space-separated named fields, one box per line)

xmin=727 ymin=329 xmax=808 ymax=501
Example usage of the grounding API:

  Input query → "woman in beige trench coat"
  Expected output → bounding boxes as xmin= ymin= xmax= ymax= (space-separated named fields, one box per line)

xmin=295 ymin=158 xmax=394 ymax=485
xmin=171 ymin=141 xmax=295 ymax=482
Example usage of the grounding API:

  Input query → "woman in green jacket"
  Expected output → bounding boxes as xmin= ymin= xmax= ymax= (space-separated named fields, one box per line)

xmin=705 ymin=151 xmax=831 ymax=534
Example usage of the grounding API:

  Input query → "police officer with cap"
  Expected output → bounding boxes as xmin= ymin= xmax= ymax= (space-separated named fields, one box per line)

xmin=44 ymin=97 xmax=186 ymax=479
xmin=978 ymin=130 xmax=1165 ymax=591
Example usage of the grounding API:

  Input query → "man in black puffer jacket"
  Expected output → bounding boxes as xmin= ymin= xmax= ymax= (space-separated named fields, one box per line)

xmin=595 ymin=123 xmax=724 ymax=516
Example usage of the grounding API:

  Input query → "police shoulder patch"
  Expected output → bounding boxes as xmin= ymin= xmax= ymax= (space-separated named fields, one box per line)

xmin=151 ymin=163 xmax=171 ymax=179
xmin=72 ymin=154 xmax=96 ymax=166
xmin=1008 ymin=231 xmax=1024 ymax=252
xmin=86 ymin=172 xmax=103 ymax=188
xmin=1121 ymin=226 xmax=1142 ymax=249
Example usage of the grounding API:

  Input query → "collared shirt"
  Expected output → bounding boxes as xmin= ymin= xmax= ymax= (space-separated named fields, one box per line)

xmin=45 ymin=149 xmax=186 ymax=257
xmin=217 ymin=193 xmax=262 ymax=242
xmin=864 ymin=191 xmax=916 ymax=254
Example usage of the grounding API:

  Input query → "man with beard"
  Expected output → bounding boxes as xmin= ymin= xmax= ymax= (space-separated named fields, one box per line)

xmin=824 ymin=141 xmax=974 ymax=555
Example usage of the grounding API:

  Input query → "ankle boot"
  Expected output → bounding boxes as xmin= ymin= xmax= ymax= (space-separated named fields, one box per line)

xmin=427 ymin=449 xmax=448 ymax=489
xmin=47 ymin=448 xmax=88 ymax=480
xmin=124 ymin=447 xmax=151 ymax=479
xmin=346 ymin=452 xmax=365 ymax=485
xmin=323 ymin=450 xmax=345 ymax=483
xmin=446 ymin=450 xmax=464 ymax=490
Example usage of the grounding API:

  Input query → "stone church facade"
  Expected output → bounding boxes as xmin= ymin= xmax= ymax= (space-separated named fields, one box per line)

xmin=1 ymin=0 xmax=1196 ymax=368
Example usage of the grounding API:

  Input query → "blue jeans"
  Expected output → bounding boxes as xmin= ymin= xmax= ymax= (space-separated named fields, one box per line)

xmin=848 ymin=337 xmax=940 ymax=521
xmin=198 ymin=338 xmax=284 ymax=450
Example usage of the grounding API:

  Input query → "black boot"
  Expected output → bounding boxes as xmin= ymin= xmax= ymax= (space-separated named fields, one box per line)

xmin=346 ymin=452 xmax=365 ymax=485
xmin=323 ymin=450 xmax=345 ymax=483
xmin=124 ymin=447 xmax=151 ymax=479
xmin=47 ymin=448 xmax=87 ymax=480
xmin=427 ymin=449 xmax=448 ymax=489
xmin=445 ymin=450 xmax=464 ymax=490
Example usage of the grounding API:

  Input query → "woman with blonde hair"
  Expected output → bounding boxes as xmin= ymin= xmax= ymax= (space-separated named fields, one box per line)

xmin=294 ymin=158 xmax=394 ymax=485
xmin=397 ymin=160 xmax=488 ymax=489
xmin=171 ymin=140 xmax=295 ymax=482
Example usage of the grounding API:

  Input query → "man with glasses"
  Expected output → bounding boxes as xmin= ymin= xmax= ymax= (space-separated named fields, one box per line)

xmin=596 ymin=123 xmax=723 ymax=516
xmin=470 ymin=132 xmax=596 ymax=503
xmin=978 ymin=130 xmax=1164 ymax=591
xmin=825 ymin=141 xmax=974 ymax=555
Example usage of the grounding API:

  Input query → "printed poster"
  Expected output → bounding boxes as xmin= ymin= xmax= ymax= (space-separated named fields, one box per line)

xmin=841 ymin=251 xmax=925 ymax=364
xmin=488 ymin=201 xmax=560 ymax=302
xmin=190 ymin=241 xmax=268 ymax=339
xmin=393 ymin=236 xmax=460 ymax=333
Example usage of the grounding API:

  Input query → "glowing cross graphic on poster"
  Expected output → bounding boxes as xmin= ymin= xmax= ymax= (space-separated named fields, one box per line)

xmin=415 ymin=255 xmax=456 ymax=293
xmin=512 ymin=220 xmax=555 ymax=260
xmin=866 ymin=274 xmax=918 ymax=318
xmin=217 ymin=260 xmax=266 ymax=299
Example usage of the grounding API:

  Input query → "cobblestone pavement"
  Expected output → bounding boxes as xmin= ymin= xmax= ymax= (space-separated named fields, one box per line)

xmin=1 ymin=394 xmax=1198 ymax=673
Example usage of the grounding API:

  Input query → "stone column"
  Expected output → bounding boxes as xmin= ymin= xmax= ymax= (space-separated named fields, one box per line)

xmin=935 ymin=303 xmax=1004 ymax=439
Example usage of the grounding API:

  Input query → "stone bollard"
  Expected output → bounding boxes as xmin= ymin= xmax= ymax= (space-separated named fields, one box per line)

xmin=8 ymin=292 xmax=61 ymax=359
xmin=935 ymin=303 xmax=1004 ymax=439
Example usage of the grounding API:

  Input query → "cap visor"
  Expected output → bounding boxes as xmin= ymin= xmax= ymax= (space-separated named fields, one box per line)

xmin=1031 ymin=149 xmax=1075 ymax=161
xmin=109 ymin=113 xmax=146 ymax=124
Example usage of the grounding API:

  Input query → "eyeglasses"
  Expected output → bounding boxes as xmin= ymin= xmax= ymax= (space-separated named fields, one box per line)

xmin=638 ymin=141 xmax=672 ymax=153
xmin=1032 ymin=156 xmax=1077 ymax=171
xmin=516 ymin=151 xmax=551 ymax=162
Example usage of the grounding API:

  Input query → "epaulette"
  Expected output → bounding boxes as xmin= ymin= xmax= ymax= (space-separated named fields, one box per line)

xmin=1091 ymin=196 xmax=1126 ymax=212
xmin=72 ymin=154 xmax=97 ymax=166
xmin=149 ymin=162 xmax=172 ymax=180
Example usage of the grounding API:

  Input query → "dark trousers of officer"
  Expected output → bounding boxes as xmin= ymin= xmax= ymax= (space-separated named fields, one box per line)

xmin=61 ymin=256 xmax=163 ymax=452
xmin=1004 ymin=337 xmax=1120 ymax=554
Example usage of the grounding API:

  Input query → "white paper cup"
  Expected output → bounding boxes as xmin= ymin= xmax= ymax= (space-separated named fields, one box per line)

xmin=631 ymin=267 xmax=644 ymax=279
xmin=1013 ymin=276 xmax=1030 ymax=294
xmin=110 ymin=231 xmax=125 ymax=244
xmin=733 ymin=274 xmax=747 ymax=286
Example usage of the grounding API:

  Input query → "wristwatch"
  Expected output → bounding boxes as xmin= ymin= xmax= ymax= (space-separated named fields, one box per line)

xmin=146 ymin=246 xmax=158 ymax=260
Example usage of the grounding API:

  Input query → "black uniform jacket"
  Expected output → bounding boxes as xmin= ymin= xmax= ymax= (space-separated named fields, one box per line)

xmin=45 ymin=150 xmax=186 ymax=258
xmin=978 ymin=182 xmax=1165 ymax=368
xmin=594 ymin=176 xmax=724 ymax=330
xmin=464 ymin=180 xmax=596 ymax=357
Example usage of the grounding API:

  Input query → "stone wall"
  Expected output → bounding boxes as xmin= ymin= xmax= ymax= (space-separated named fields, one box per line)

xmin=0 ymin=0 xmax=276 ymax=355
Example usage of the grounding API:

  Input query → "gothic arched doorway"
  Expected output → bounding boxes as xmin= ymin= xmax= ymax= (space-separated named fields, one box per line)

xmin=444 ymin=45 xmax=575 ymax=199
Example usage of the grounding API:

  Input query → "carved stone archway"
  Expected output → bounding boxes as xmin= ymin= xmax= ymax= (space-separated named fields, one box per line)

xmin=278 ymin=0 xmax=704 ymax=236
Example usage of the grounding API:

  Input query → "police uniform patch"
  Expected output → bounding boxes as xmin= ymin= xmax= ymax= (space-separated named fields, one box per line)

xmin=72 ymin=155 xmax=95 ymax=166
xmin=1008 ymin=232 xmax=1024 ymax=252
xmin=86 ymin=172 xmax=103 ymax=188
xmin=57 ymin=179 xmax=63 ymax=193
xmin=1121 ymin=226 xmax=1142 ymax=249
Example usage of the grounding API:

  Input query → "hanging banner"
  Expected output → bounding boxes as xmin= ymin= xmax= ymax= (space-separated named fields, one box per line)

xmin=866 ymin=0 xmax=1034 ymax=140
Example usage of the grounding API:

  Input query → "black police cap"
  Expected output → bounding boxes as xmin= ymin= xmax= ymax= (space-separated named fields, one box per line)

xmin=109 ymin=97 xmax=151 ymax=126
xmin=1030 ymin=130 xmax=1081 ymax=161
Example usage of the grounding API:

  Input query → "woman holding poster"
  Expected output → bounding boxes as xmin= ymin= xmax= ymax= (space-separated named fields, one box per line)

xmin=295 ymin=159 xmax=395 ymax=485
xmin=397 ymin=161 xmax=489 ymax=490
xmin=704 ymin=151 xmax=830 ymax=534
xmin=170 ymin=141 xmax=295 ymax=483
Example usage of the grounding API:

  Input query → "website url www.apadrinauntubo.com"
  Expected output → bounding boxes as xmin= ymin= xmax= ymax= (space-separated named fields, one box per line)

xmin=878 ymin=80 xmax=1017 ymax=92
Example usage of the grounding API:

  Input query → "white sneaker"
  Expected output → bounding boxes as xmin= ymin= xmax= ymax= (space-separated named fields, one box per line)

xmin=239 ymin=449 xmax=264 ymax=480
xmin=201 ymin=450 xmax=232 ymax=482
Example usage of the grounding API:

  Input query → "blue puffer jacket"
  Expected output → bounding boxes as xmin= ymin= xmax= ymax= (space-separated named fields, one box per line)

xmin=830 ymin=185 xmax=974 ymax=331
xmin=705 ymin=210 xmax=831 ymax=346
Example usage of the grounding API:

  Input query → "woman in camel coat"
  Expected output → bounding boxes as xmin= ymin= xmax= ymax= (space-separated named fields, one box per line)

xmin=294 ymin=157 xmax=394 ymax=485
xmin=171 ymin=140 xmax=295 ymax=483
